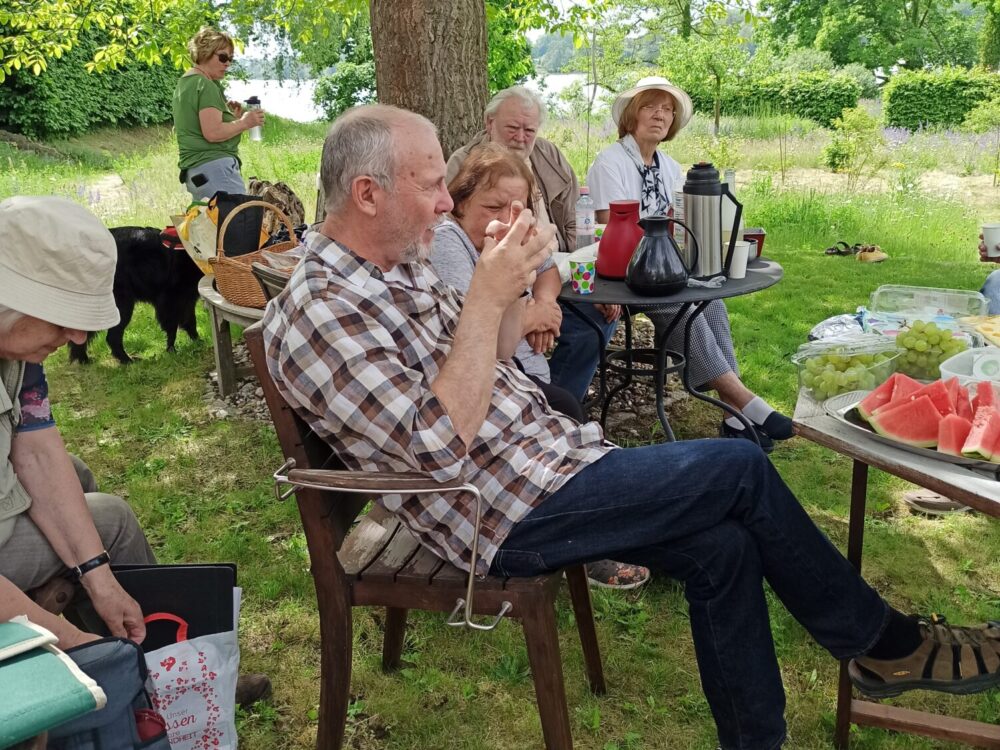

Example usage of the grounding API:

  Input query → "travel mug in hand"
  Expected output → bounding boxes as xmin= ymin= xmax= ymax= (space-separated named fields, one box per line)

xmin=245 ymin=96 xmax=263 ymax=141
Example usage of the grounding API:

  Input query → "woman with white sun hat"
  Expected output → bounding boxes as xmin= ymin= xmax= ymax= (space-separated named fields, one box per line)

xmin=586 ymin=76 xmax=794 ymax=450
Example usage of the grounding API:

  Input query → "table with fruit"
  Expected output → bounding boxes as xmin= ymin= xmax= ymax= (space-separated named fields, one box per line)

xmin=794 ymin=285 xmax=1000 ymax=468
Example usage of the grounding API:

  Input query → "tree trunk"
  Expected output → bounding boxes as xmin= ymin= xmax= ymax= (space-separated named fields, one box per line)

xmin=369 ymin=0 xmax=488 ymax=158
xmin=981 ymin=7 xmax=1000 ymax=71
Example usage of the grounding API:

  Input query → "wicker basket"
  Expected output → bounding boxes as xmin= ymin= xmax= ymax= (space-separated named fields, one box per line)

xmin=209 ymin=200 xmax=297 ymax=309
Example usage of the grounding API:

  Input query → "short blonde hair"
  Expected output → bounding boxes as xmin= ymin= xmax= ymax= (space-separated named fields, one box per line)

xmin=617 ymin=88 xmax=682 ymax=142
xmin=188 ymin=28 xmax=234 ymax=65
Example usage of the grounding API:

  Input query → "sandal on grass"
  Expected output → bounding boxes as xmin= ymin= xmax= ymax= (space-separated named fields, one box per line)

xmin=857 ymin=244 xmax=889 ymax=263
xmin=585 ymin=559 xmax=651 ymax=590
xmin=849 ymin=615 xmax=1000 ymax=699
xmin=823 ymin=241 xmax=854 ymax=256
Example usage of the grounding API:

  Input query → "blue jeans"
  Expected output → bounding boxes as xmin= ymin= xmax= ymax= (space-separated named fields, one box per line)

xmin=548 ymin=301 xmax=619 ymax=402
xmin=982 ymin=270 xmax=1000 ymax=314
xmin=491 ymin=440 xmax=888 ymax=750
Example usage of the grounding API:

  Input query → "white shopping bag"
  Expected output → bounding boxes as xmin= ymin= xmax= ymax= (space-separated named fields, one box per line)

xmin=144 ymin=589 xmax=241 ymax=750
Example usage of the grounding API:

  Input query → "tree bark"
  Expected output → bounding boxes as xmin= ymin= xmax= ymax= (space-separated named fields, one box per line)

xmin=369 ymin=0 xmax=488 ymax=158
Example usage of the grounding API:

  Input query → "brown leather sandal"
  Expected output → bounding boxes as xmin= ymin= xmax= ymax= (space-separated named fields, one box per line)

xmin=849 ymin=615 xmax=1000 ymax=698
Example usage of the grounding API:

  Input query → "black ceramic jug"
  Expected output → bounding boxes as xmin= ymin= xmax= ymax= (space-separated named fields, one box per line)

xmin=625 ymin=216 xmax=699 ymax=296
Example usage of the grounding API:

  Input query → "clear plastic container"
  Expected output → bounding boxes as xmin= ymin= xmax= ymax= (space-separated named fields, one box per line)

xmin=869 ymin=285 xmax=987 ymax=318
xmin=938 ymin=348 xmax=1000 ymax=388
xmin=792 ymin=335 xmax=902 ymax=400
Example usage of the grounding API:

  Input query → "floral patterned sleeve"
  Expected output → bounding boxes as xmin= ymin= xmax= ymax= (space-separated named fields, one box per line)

xmin=16 ymin=363 xmax=56 ymax=432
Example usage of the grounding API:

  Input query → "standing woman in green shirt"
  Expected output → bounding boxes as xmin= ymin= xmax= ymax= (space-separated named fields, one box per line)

xmin=173 ymin=28 xmax=265 ymax=201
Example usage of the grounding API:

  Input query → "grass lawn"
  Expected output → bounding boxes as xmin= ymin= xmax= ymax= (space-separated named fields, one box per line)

xmin=4 ymin=116 xmax=999 ymax=749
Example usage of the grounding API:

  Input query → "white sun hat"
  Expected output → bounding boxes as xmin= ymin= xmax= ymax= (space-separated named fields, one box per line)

xmin=0 ymin=196 xmax=119 ymax=331
xmin=611 ymin=76 xmax=694 ymax=141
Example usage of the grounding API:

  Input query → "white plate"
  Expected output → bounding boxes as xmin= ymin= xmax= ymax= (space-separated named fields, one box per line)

xmin=822 ymin=391 xmax=1000 ymax=478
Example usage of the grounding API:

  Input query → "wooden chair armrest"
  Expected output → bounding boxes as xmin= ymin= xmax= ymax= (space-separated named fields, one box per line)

xmin=287 ymin=468 xmax=468 ymax=494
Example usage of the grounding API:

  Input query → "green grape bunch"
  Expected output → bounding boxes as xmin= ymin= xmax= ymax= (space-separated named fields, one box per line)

xmin=894 ymin=320 xmax=967 ymax=380
xmin=797 ymin=349 xmax=900 ymax=400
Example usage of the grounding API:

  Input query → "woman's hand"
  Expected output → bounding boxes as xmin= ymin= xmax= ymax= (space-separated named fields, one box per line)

xmin=81 ymin=567 xmax=146 ymax=644
xmin=240 ymin=108 xmax=265 ymax=131
xmin=526 ymin=330 xmax=556 ymax=354
xmin=227 ymin=100 xmax=244 ymax=117
xmin=596 ymin=304 xmax=621 ymax=322
xmin=979 ymin=233 xmax=1000 ymax=264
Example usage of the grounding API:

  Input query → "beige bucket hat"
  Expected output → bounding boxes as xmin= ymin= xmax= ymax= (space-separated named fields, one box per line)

xmin=611 ymin=76 xmax=694 ymax=141
xmin=0 ymin=196 xmax=119 ymax=330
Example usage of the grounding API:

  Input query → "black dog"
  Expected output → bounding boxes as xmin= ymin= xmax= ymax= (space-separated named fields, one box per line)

xmin=68 ymin=226 xmax=203 ymax=365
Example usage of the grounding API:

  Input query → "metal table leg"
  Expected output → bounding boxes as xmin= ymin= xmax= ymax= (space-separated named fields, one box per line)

xmin=561 ymin=300 xmax=610 ymax=414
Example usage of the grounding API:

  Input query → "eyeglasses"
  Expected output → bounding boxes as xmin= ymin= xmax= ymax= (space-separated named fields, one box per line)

xmin=640 ymin=104 xmax=674 ymax=115
xmin=216 ymin=53 xmax=233 ymax=64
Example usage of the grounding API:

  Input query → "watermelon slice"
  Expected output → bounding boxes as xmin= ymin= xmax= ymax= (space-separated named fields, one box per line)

xmin=962 ymin=406 xmax=1000 ymax=459
xmin=857 ymin=373 xmax=901 ymax=421
xmin=938 ymin=414 xmax=973 ymax=456
xmin=956 ymin=384 xmax=974 ymax=422
xmin=903 ymin=380 xmax=955 ymax=418
xmin=943 ymin=377 xmax=961 ymax=410
xmin=973 ymin=382 xmax=997 ymax=413
xmin=869 ymin=395 xmax=942 ymax=448
xmin=872 ymin=373 xmax=923 ymax=416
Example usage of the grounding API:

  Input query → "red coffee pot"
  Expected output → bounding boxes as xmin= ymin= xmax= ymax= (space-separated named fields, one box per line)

xmin=596 ymin=200 xmax=644 ymax=280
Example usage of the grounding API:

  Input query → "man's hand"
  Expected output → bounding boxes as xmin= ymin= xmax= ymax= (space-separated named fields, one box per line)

xmin=470 ymin=203 xmax=555 ymax=313
xmin=81 ymin=568 xmax=146 ymax=643
xmin=596 ymin=304 xmax=622 ymax=323
xmin=979 ymin=233 xmax=1000 ymax=264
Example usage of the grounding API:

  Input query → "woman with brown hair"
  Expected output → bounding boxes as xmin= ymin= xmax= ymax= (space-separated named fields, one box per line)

xmin=430 ymin=144 xmax=650 ymax=590
xmin=587 ymin=77 xmax=793 ymax=451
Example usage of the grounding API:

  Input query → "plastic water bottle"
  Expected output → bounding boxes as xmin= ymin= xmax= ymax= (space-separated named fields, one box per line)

xmin=575 ymin=186 xmax=595 ymax=249
xmin=245 ymin=96 xmax=263 ymax=142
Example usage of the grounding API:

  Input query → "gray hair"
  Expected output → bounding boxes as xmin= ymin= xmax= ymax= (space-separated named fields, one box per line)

xmin=484 ymin=86 xmax=546 ymax=128
xmin=0 ymin=304 xmax=24 ymax=334
xmin=321 ymin=104 xmax=436 ymax=214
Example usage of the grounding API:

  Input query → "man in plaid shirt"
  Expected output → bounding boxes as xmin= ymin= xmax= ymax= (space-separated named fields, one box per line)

xmin=262 ymin=104 xmax=1000 ymax=750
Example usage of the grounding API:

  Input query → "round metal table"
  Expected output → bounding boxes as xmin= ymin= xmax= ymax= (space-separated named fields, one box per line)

xmin=557 ymin=256 xmax=783 ymax=441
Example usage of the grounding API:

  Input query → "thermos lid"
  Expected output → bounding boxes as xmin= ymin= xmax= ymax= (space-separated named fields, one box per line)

xmin=683 ymin=162 xmax=722 ymax=195
xmin=245 ymin=96 xmax=261 ymax=105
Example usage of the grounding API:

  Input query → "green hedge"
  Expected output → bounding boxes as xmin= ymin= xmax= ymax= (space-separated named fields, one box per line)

xmin=733 ymin=71 xmax=862 ymax=127
xmin=883 ymin=68 xmax=1000 ymax=131
xmin=0 ymin=36 xmax=176 ymax=138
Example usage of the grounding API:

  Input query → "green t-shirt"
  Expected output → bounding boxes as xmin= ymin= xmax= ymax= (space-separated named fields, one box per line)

xmin=173 ymin=73 xmax=242 ymax=171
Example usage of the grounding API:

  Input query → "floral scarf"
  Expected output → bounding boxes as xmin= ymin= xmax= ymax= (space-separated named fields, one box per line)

xmin=617 ymin=134 xmax=669 ymax=217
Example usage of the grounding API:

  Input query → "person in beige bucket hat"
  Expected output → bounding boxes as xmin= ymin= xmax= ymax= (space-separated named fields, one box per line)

xmin=0 ymin=196 xmax=273 ymax=709
xmin=0 ymin=196 xmax=157 ymax=652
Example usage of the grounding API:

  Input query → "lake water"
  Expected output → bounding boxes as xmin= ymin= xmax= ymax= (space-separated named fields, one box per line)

xmin=225 ymin=73 xmax=596 ymax=123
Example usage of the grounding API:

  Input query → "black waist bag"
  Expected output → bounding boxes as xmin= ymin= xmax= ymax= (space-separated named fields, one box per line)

xmin=47 ymin=638 xmax=170 ymax=750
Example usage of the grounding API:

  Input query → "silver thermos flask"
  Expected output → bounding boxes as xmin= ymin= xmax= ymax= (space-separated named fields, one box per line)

xmin=681 ymin=162 xmax=743 ymax=277
xmin=244 ymin=96 xmax=262 ymax=142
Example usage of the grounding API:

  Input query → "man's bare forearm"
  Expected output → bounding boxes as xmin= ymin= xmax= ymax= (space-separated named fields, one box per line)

xmin=430 ymin=298 xmax=505 ymax=447
xmin=0 ymin=576 xmax=92 ymax=647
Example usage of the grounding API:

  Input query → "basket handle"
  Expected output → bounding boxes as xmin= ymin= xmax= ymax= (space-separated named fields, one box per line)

xmin=215 ymin=199 xmax=296 ymax=259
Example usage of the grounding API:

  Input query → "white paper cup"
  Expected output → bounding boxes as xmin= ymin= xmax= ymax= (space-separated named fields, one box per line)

xmin=728 ymin=240 xmax=751 ymax=280
xmin=983 ymin=223 xmax=1000 ymax=258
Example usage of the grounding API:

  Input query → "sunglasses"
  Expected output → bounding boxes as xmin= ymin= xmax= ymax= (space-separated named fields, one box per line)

xmin=216 ymin=53 xmax=234 ymax=64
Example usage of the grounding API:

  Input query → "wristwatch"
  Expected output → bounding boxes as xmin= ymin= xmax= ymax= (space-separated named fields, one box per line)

xmin=69 ymin=551 xmax=111 ymax=581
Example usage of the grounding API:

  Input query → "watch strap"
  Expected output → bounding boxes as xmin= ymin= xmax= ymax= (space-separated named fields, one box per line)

xmin=69 ymin=551 xmax=111 ymax=581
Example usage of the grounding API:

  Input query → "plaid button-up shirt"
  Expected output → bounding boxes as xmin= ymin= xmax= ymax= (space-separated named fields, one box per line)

xmin=262 ymin=230 xmax=615 ymax=575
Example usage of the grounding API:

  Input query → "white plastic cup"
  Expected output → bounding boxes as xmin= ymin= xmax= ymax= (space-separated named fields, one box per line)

xmin=728 ymin=240 xmax=751 ymax=280
xmin=982 ymin=223 xmax=1000 ymax=258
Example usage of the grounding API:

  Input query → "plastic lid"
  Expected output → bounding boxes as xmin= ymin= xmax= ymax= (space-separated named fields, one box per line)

xmin=792 ymin=333 xmax=901 ymax=363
